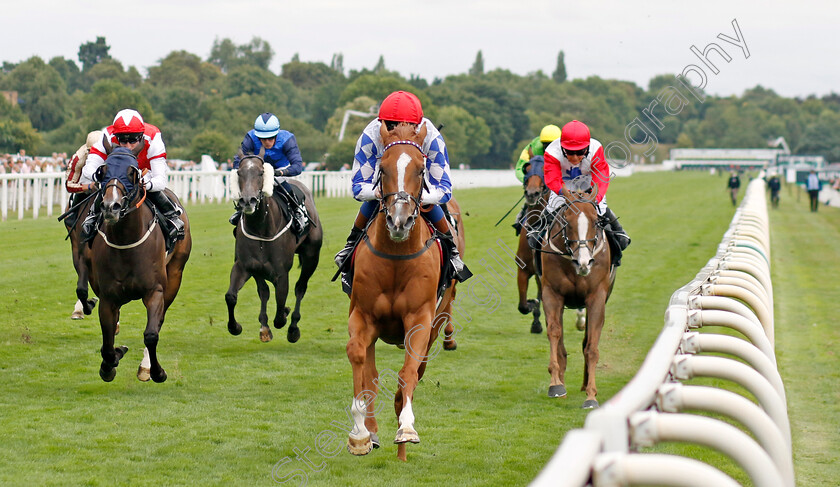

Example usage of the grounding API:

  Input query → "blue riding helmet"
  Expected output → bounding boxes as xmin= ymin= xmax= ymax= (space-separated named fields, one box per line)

xmin=254 ymin=113 xmax=280 ymax=139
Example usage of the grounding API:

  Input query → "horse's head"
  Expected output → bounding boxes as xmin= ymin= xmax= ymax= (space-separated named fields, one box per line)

xmin=557 ymin=191 xmax=601 ymax=276
xmin=100 ymin=148 xmax=142 ymax=224
xmin=523 ymin=155 xmax=548 ymax=206
xmin=232 ymin=155 xmax=274 ymax=216
xmin=378 ymin=122 xmax=427 ymax=242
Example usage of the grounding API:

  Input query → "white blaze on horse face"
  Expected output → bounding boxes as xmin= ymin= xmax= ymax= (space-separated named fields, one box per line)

xmin=399 ymin=396 xmax=415 ymax=430
xmin=576 ymin=212 xmax=593 ymax=267
xmin=396 ymin=153 xmax=411 ymax=193
xmin=349 ymin=397 xmax=370 ymax=439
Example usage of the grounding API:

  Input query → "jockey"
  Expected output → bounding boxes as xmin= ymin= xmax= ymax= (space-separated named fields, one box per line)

xmin=333 ymin=90 xmax=470 ymax=282
xmin=512 ymin=124 xmax=561 ymax=235
xmin=229 ymin=112 xmax=309 ymax=238
xmin=80 ymin=109 xmax=185 ymax=245
xmin=526 ymin=120 xmax=630 ymax=261
xmin=62 ymin=129 xmax=103 ymax=227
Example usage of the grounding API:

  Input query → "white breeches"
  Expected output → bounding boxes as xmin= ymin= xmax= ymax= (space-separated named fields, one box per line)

xmin=547 ymin=191 xmax=607 ymax=216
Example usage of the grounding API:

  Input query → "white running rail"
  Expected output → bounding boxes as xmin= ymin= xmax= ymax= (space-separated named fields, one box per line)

xmin=1 ymin=169 xmax=521 ymax=221
xmin=532 ymin=176 xmax=792 ymax=487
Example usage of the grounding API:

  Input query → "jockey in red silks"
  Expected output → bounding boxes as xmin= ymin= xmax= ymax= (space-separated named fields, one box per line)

xmin=333 ymin=90 xmax=470 ymax=282
xmin=527 ymin=120 xmax=630 ymax=261
xmin=79 ymin=109 xmax=185 ymax=245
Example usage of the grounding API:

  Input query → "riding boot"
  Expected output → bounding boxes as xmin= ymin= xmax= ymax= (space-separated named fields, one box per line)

xmin=432 ymin=217 xmax=472 ymax=282
xmin=599 ymin=207 xmax=630 ymax=251
xmin=335 ymin=225 xmax=365 ymax=268
xmin=80 ymin=193 xmax=103 ymax=243
xmin=526 ymin=207 xmax=557 ymax=250
xmin=512 ymin=202 xmax=528 ymax=236
xmin=148 ymin=190 xmax=185 ymax=245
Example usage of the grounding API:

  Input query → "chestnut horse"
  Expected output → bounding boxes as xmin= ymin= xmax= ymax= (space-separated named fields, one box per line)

xmin=345 ymin=122 xmax=465 ymax=461
xmin=84 ymin=149 xmax=192 ymax=382
xmin=225 ymin=155 xmax=322 ymax=343
xmin=539 ymin=190 xmax=615 ymax=408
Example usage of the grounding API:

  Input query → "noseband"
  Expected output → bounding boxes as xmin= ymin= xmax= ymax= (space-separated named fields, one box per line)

xmin=102 ymin=172 xmax=145 ymax=220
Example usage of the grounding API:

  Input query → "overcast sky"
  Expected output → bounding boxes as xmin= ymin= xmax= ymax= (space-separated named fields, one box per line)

xmin=2 ymin=0 xmax=836 ymax=99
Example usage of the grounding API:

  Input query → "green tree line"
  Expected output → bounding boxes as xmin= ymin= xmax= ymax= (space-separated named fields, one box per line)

xmin=2 ymin=37 xmax=839 ymax=169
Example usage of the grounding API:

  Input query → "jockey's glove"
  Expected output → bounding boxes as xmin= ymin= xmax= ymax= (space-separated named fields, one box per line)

xmin=274 ymin=167 xmax=288 ymax=177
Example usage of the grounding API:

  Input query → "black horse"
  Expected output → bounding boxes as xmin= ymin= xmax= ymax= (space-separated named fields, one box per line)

xmin=85 ymin=148 xmax=192 ymax=382
xmin=225 ymin=155 xmax=322 ymax=342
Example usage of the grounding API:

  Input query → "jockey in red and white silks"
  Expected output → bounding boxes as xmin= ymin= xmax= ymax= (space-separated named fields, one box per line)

xmin=543 ymin=137 xmax=610 ymax=216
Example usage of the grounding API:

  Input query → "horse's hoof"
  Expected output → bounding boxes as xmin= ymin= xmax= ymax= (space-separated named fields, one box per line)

xmin=444 ymin=341 xmax=457 ymax=351
xmin=137 ymin=366 xmax=151 ymax=382
xmin=99 ymin=365 xmax=117 ymax=382
xmin=70 ymin=310 xmax=84 ymax=320
xmin=228 ymin=322 xmax=242 ymax=336
xmin=347 ymin=435 xmax=373 ymax=456
xmin=152 ymin=369 xmax=167 ymax=383
xmin=548 ymin=384 xmax=567 ymax=398
xmin=287 ymin=326 xmax=300 ymax=343
xmin=394 ymin=427 xmax=420 ymax=444
xmin=370 ymin=432 xmax=380 ymax=449
xmin=530 ymin=321 xmax=543 ymax=334
xmin=582 ymin=399 xmax=599 ymax=409
xmin=396 ymin=343 xmax=406 ymax=349
xmin=517 ymin=305 xmax=531 ymax=315
xmin=260 ymin=327 xmax=273 ymax=342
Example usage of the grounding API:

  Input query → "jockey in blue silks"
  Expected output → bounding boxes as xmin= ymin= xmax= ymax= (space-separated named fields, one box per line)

xmin=229 ymin=112 xmax=309 ymax=237
xmin=333 ymin=90 xmax=470 ymax=282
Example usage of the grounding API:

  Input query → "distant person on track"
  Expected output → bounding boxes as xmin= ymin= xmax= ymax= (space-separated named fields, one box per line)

xmin=727 ymin=171 xmax=741 ymax=206
xmin=767 ymin=173 xmax=781 ymax=209
xmin=512 ymin=124 xmax=561 ymax=236
xmin=806 ymin=169 xmax=821 ymax=212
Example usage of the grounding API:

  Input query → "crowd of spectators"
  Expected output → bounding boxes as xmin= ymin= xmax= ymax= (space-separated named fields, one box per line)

xmin=0 ymin=150 xmax=232 ymax=175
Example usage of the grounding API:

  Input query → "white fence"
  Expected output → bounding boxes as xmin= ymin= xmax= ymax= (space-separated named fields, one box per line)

xmin=533 ymin=177 xmax=792 ymax=487
xmin=0 ymin=169 xmax=522 ymax=221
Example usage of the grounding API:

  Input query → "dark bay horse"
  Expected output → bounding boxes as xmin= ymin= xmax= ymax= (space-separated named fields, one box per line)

xmin=60 ymin=192 xmax=100 ymax=320
xmin=84 ymin=149 xmax=192 ymax=382
xmin=345 ymin=122 xmax=465 ymax=461
xmin=516 ymin=156 xmax=548 ymax=333
xmin=540 ymin=190 xmax=615 ymax=408
xmin=225 ymin=155 xmax=322 ymax=343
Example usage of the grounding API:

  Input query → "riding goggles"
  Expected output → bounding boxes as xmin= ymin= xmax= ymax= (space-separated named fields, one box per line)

xmin=562 ymin=147 xmax=589 ymax=157
xmin=116 ymin=133 xmax=143 ymax=144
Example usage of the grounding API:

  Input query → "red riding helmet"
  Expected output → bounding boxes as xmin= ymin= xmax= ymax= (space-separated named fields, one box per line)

xmin=560 ymin=120 xmax=591 ymax=151
xmin=112 ymin=109 xmax=145 ymax=134
xmin=378 ymin=91 xmax=423 ymax=124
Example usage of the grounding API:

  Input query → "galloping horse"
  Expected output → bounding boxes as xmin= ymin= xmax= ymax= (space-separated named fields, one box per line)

xmin=345 ymin=122 xmax=465 ymax=461
xmin=539 ymin=190 xmax=615 ymax=408
xmin=515 ymin=156 xmax=548 ymax=333
xmin=84 ymin=148 xmax=191 ymax=382
xmin=60 ymin=192 xmax=100 ymax=320
xmin=225 ymin=155 xmax=322 ymax=343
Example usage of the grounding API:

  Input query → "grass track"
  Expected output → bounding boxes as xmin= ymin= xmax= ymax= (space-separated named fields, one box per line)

xmin=0 ymin=171 xmax=836 ymax=486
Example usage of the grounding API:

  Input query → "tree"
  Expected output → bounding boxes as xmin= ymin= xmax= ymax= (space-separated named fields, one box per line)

xmin=238 ymin=37 xmax=273 ymax=70
xmin=78 ymin=37 xmax=111 ymax=72
xmin=208 ymin=38 xmax=237 ymax=73
xmin=1 ymin=56 xmax=69 ymax=131
xmin=373 ymin=56 xmax=386 ymax=74
xmin=436 ymin=105 xmax=491 ymax=167
xmin=81 ymin=79 xmax=156 ymax=132
xmin=331 ymin=53 xmax=344 ymax=75
xmin=207 ymin=37 xmax=273 ymax=73
xmin=469 ymin=51 xmax=484 ymax=77
xmin=189 ymin=130 xmax=237 ymax=162
xmin=281 ymin=60 xmax=343 ymax=89
xmin=552 ymin=50 xmax=567 ymax=83
xmin=337 ymin=75 xmax=421 ymax=108
xmin=0 ymin=95 xmax=41 ymax=153
xmin=48 ymin=57 xmax=82 ymax=94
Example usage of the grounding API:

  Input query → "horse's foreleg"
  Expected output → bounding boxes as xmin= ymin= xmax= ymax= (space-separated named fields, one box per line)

xmin=531 ymin=275 xmax=543 ymax=333
xmin=346 ymin=310 xmax=375 ymax=455
xmin=98 ymin=300 xmax=126 ymax=382
xmin=581 ymin=294 xmax=607 ymax=408
xmin=272 ymin=274 xmax=295 ymax=342
xmin=290 ymin=245 xmax=320 ymax=332
xmin=542 ymin=289 xmax=567 ymax=398
xmin=394 ymin=310 xmax=433 ymax=458
xmin=255 ymin=277 xmax=272 ymax=342
xmin=363 ymin=342 xmax=380 ymax=449
xmin=142 ymin=287 xmax=167 ymax=383
xmin=517 ymin=266 xmax=532 ymax=315
xmin=225 ymin=262 xmax=250 ymax=336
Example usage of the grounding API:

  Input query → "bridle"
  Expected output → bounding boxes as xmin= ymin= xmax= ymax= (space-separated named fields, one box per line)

xmin=545 ymin=197 xmax=605 ymax=259
xmin=100 ymin=166 xmax=146 ymax=221
xmin=378 ymin=140 xmax=426 ymax=221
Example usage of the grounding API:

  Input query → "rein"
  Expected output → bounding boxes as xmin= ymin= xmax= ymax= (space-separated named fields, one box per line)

xmin=97 ymin=179 xmax=156 ymax=250
xmin=542 ymin=200 xmax=607 ymax=260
